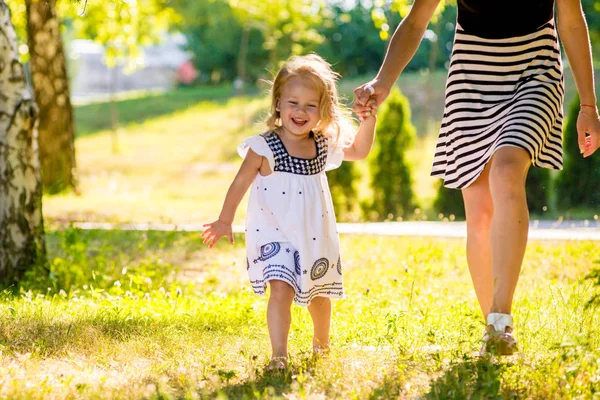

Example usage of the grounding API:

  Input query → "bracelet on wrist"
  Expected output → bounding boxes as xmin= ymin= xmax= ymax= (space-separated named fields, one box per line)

xmin=580 ymin=103 xmax=598 ymax=109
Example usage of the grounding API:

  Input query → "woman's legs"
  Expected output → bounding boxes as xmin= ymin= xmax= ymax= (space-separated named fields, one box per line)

xmin=487 ymin=147 xmax=531 ymax=314
xmin=307 ymin=296 xmax=332 ymax=352
xmin=461 ymin=146 xmax=531 ymax=318
xmin=462 ymin=162 xmax=494 ymax=317
xmin=267 ymin=280 xmax=295 ymax=360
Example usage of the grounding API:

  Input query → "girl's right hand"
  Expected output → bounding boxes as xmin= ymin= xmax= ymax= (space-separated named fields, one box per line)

xmin=354 ymin=99 xmax=378 ymax=122
xmin=353 ymin=79 xmax=390 ymax=111
xmin=202 ymin=220 xmax=234 ymax=248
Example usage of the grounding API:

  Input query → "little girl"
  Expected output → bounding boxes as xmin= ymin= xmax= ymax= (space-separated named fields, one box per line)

xmin=202 ymin=54 xmax=376 ymax=369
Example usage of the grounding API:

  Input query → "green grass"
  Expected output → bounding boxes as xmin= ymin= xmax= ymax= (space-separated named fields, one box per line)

xmin=0 ymin=229 xmax=598 ymax=398
xmin=74 ymin=85 xmax=260 ymax=137
xmin=45 ymin=87 xmax=269 ymax=226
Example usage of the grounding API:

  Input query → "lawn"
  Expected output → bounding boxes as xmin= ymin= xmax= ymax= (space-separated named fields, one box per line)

xmin=8 ymin=69 xmax=600 ymax=398
xmin=0 ymin=229 xmax=598 ymax=398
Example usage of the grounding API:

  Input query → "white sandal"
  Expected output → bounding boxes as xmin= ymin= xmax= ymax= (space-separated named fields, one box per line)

xmin=480 ymin=313 xmax=518 ymax=356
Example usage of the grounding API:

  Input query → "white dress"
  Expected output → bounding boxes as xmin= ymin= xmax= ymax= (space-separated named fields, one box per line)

xmin=238 ymin=131 xmax=345 ymax=306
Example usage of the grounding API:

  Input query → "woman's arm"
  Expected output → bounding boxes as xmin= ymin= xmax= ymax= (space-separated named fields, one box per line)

xmin=557 ymin=0 xmax=600 ymax=156
xmin=354 ymin=0 xmax=441 ymax=108
xmin=202 ymin=149 xmax=262 ymax=247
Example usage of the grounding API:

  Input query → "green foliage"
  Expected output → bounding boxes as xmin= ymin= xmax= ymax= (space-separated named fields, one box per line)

xmin=367 ymin=87 xmax=417 ymax=220
xmin=226 ymin=0 xmax=325 ymax=69
xmin=525 ymin=166 xmax=551 ymax=215
xmin=310 ymin=3 xmax=393 ymax=78
xmin=555 ymin=95 xmax=600 ymax=211
xmin=6 ymin=0 xmax=180 ymax=68
xmin=65 ymin=0 xmax=180 ymax=69
xmin=433 ymin=181 xmax=465 ymax=219
xmin=172 ymin=1 xmax=459 ymax=85
xmin=583 ymin=0 xmax=600 ymax=55
xmin=585 ymin=259 xmax=600 ymax=308
xmin=21 ymin=227 xmax=176 ymax=294
xmin=327 ymin=163 xmax=360 ymax=221
xmin=171 ymin=0 xmax=268 ymax=83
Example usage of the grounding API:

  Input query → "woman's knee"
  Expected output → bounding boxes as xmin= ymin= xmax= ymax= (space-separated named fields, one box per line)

xmin=489 ymin=148 xmax=531 ymax=198
xmin=462 ymin=184 xmax=494 ymax=230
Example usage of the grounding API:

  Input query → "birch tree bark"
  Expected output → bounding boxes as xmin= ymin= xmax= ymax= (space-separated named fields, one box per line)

xmin=0 ymin=0 xmax=46 ymax=282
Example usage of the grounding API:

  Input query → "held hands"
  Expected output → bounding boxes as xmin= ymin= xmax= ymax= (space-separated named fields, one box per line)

xmin=578 ymin=106 xmax=600 ymax=157
xmin=202 ymin=219 xmax=234 ymax=248
xmin=353 ymin=80 xmax=389 ymax=121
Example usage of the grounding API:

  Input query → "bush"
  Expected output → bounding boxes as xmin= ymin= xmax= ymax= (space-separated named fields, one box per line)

xmin=525 ymin=166 xmax=551 ymax=215
xmin=328 ymin=163 xmax=360 ymax=221
xmin=433 ymin=181 xmax=465 ymax=219
xmin=366 ymin=86 xmax=417 ymax=221
xmin=555 ymin=95 xmax=600 ymax=211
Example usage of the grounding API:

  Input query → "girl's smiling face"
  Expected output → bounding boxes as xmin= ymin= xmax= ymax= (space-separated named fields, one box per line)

xmin=277 ymin=76 xmax=321 ymax=138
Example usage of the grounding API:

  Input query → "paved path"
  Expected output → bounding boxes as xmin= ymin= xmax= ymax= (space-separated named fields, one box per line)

xmin=72 ymin=219 xmax=600 ymax=241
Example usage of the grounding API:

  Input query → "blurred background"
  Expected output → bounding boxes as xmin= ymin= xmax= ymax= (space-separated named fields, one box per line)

xmin=6 ymin=0 xmax=600 ymax=226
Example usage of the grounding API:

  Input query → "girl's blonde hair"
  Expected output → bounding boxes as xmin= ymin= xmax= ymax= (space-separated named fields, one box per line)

xmin=266 ymin=54 xmax=356 ymax=146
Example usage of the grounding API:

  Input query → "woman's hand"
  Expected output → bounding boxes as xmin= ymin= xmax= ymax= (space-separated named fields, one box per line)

xmin=353 ymin=79 xmax=390 ymax=110
xmin=202 ymin=219 xmax=234 ymax=248
xmin=577 ymin=108 xmax=600 ymax=157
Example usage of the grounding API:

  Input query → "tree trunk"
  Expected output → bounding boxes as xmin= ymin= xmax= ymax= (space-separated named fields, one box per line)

xmin=236 ymin=23 xmax=249 ymax=88
xmin=25 ymin=0 xmax=77 ymax=193
xmin=422 ymin=20 xmax=442 ymax=132
xmin=0 ymin=1 xmax=46 ymax=283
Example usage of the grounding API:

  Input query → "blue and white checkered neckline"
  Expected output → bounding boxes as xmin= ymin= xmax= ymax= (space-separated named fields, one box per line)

xmin=261 ymin=131 xmax=328 ymax=175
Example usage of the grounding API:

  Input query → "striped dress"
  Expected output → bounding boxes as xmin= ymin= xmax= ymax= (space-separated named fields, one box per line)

xmin=431 ymin=9 xmax=564 ymax=189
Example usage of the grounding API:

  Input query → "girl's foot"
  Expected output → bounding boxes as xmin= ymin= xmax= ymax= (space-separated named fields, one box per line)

xmin=312 ymin=346 xmax=330 ymax=359
xmin=480 ymin=313 xmax=518 ymax=356
xmin=266 ymin=356 xmax=288 ymax=371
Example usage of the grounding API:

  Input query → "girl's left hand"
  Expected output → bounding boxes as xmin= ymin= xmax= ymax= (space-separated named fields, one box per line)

xmin=577 ymin=108 xmax=600 ymax=157
xmin=202 ymin=220 xmax=234 ymax=248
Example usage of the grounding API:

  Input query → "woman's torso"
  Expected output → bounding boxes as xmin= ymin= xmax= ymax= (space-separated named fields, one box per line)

xmin=457 ymin=0 xmax=555 ymax=38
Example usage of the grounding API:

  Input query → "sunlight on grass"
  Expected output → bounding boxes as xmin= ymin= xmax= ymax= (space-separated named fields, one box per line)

xmin=44 ymin=95 xmax=269 ymax=225
xmin=0 ymin=231 xmax=598 ymax=398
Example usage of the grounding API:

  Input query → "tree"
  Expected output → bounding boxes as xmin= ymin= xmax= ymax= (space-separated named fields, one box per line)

xmin=367 ymin=86 xmax=417 ymax=220
xmin=0 ymin=0 xmax=45 ymax=283
xmin=328 ymin=163 xmax=360 ymax=221
xmin=63 ymin=0 xmax=180 ymax=152
xmin=226 ymin=0 xmax=325 ymax=73
xmin=171 ymin=0 xmax=267 ymax=84
xmin=525 ymin=166 xmax=551 ymax=215
xmin=25 ymin=0 xmax=77 ymax=193
xmin=433 ymin=181 xmax=465 ymax=219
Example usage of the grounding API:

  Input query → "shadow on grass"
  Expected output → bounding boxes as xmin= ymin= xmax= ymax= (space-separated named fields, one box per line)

xmin=74 ymin=85 xmax=261 ymax=137
xmin=206 ymin=354 xmax=317 ymax=399
xmin=364 ymin=354 xmax=516 ymax=399
xmin=424 ymin=356 xmax=517 ymax=399
xmin=46 ymin=228 xmax=245 ymax=262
